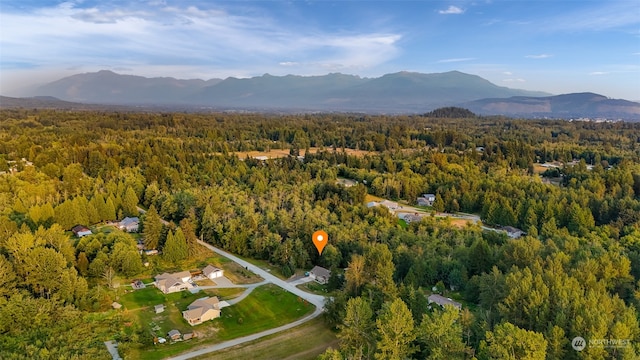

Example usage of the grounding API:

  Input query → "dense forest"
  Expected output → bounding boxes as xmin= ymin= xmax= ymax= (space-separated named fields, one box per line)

xmin=0 ymin=109 xmax=639 ymax=359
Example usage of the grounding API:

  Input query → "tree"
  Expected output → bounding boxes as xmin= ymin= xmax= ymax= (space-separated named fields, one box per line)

xmin=163 ymin=228 xmax=188 ymax=263
xmin=338 ymin=297 xmax=375 ymax=359
xmin=345 ymin=254 xmax=366 ymax=296
xmin=143 ymin=204 xmax=163 ymax=250
xmin=375 ymin=298 xmax=417 ymax=360
xmin=482 ymin=322 xmax=547 ymax=360
xmin=122 ymin=186 xmax=139 ymax=217
xmin=77 ymin=252 xmax=89 ymax=276
xmin=419 ymin=306 xmax=469 ymax=360
xmin=179 ymin=218 xmax=198 ymax=258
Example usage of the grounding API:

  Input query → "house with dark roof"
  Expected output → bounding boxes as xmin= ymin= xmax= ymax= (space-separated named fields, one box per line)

xmin=72 ymin=225 xmax=92 ymax=237
xmin=118 ymin=217 xmax=139 ymax=232
xmin=183 ymin=296 xmax=221 ymax=325
xmin=428 ymin=294 xmax=462 ymax=310
xmin=503 ymin=226 xmax=524 ymax=239
xmin=309 ymin=266 xmax=331 ymax=285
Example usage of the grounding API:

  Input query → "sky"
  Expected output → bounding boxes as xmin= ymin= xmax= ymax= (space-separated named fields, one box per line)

xmin=1 ymin=0 xmax=639 ymax=100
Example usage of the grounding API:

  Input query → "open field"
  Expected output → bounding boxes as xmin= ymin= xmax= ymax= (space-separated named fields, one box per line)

xmin=124 ymin=284 xmax=314 ymax=360
xmin=192 ymin=317 xmax=338 ymax=360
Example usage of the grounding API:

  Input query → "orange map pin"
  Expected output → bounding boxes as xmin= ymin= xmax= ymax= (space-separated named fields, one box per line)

xmin=312 ymin=230 xmax=328 ymax=255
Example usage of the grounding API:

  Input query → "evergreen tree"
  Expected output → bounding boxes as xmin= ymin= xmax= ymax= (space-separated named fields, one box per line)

xmin=163 ymin=228 xmax=188 ymax=263
xmin=122 ymin=186 xmax=139 ymax=218
xmin=143 ymin=204 xmax=163 ymax=250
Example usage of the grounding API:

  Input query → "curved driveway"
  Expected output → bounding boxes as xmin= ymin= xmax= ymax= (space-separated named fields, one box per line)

xmin=166 ymin=240 xmax=326 ymax=360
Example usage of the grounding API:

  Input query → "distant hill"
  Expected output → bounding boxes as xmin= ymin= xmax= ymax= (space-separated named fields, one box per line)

xmin=0 ymin=95 xmax=101 ymax=109
xmin=463 ymin=93 xmax=640 ymax=120
xmin=34 ymin=70 xmax=222 ymax=105
xmin=424 ymin=107 xmax=477 ymax=118
xmin=31 ymin=70 xmax=548 ymax=112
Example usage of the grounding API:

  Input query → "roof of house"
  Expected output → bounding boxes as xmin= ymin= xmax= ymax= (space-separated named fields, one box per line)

xmin=503 ymin=226 xmax=523 ymax=234
xmin=422 ymin=193 xmax=436 ymax=199
xmin=379 ymin=200 xmax=398 ymax=209
xmin=156 ymin=271 xmax=191 ymax=281
xmin=155 ymin=271 xmax=191 ymax=290
xmin=154 ymin=304 xmax=165 ymax=311
xmin=111 ymin=302 xmax=122 ymax=309
xmin=202 ymin=265 xmax=222 ymax=277
xmin=183 ymin=297 xmax=220 ymax=321
xmin=119 ymin=217 xmax=139 ymax=226
xmin=428 ymin=294 xmax=462 ymax=309
xmin=310 ymin=265 xmax=331 ymax=279
xmin=72 ymin=225 xmax=91 ymax=233
xmin=366 ymin=201 xmax=379 ymax=208
xmin=168 ymin=329 xmax=181 ymax=337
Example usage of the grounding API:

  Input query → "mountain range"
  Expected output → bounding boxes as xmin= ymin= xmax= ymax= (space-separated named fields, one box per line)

xmin=3 ymin=70 xmax=639 ymax=120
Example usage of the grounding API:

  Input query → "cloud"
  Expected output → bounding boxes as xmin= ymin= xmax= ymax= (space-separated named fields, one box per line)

xmin=526 ymin=54 xmax=553 ymax=59
xmin=542 ymin=2 xmax=640 ymax=32
xmin=503 ymin=78 xmax=525 ymax=82
xmin=437 ymin=57 xmax=475 ymax=63
xmin=0 ymin=2 xmax=402 ymax=79
xmin=589 ymin=71 xmax=609 ymax=75
xmin=439 ymin=6 xmax=464 ymax=15
xmin=503 ymin=71 xmax=512 ymax=75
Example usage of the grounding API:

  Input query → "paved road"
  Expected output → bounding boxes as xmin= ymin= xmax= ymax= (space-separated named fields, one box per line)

xmin=165 ymin=240 xmax=326 ymax=360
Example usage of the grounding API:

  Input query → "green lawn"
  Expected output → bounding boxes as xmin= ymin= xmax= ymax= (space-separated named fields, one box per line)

xmin=194 ymin=316 xmax=338 ymax=360
xmin=217 ymin=284 xmax=315 ymax=340
xmin=119 ymin=287 xmax=166 ymax=310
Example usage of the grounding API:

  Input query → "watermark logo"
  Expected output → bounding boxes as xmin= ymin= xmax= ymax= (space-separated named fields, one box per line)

xmin=572 ymin=336 xmax=632 ymax=351
xmin=572 ymin=337 xmax=586 ymax=351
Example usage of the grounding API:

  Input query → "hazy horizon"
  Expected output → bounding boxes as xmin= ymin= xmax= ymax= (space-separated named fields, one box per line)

xmin=1 ymin=1 xmax=639 ymax=100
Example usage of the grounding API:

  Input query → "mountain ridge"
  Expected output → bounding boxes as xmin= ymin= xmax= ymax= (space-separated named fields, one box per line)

xmin=6 ymin=70 xmax=637 ymax=119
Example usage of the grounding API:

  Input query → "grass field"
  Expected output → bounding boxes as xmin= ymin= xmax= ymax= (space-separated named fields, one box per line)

xmin=217 ymin=284 xmax=315 ymax=340
xmin=192 ymin=316 xmax=338 ymax=360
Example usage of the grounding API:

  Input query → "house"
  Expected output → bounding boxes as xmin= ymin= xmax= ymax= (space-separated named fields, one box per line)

xmin=167 ymin=329 xmax=181 ymax=341
xmin=145 ymin=249 xmax=159 ymax=256
xmin=183 ymin=296 xmax=222 ymax=326
xmin=503 ymin=226 xmax=524 ymax=239
xmin=417 ymin=194 xmax=436 ymax=207
xmin=309 ymin=265 xmax=331 ymax=285
xmin=154 ymin=304 xmax=165 ymax=314
xmin=111 ymin=302 xmax=122 ymax=310
xmin=428 ymin=294 xmax=462 ymax=310
xmin=155 ymin=271 xmax=193 ymax=294
xmin=202 ymin=265 xmax=224 ymax=280
xmin=118 ymin=217 xmax=139 ymax=232
xmin=399 ymin=213 xmax=423 ymax=224
xmin=366 ymin=201 xmax=379 ymax=208
xmin=379 ymin=200 xmax=399 ymax=210
xmin=183 ymin=332 xmax=195 ymax=340
xmin=72 ymin=225 xmax=92 ymax=237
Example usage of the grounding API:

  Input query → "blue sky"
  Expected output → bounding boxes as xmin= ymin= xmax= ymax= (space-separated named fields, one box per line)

xmin=1 ymin=1 xmax=639 ymax=99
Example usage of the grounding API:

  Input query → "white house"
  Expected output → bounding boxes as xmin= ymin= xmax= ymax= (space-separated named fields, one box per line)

xmin=155 ymin=271 xmax=193 ymax=294
xmin=72 ymin=225 xmax=92 ymax=237
xmin=309 ymin=266 xmax=331 ymax=285
xmin=202 ymin=265 xmax=224 ymax=280
xmin=417 ymin=194 xmax=436 ymax=206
